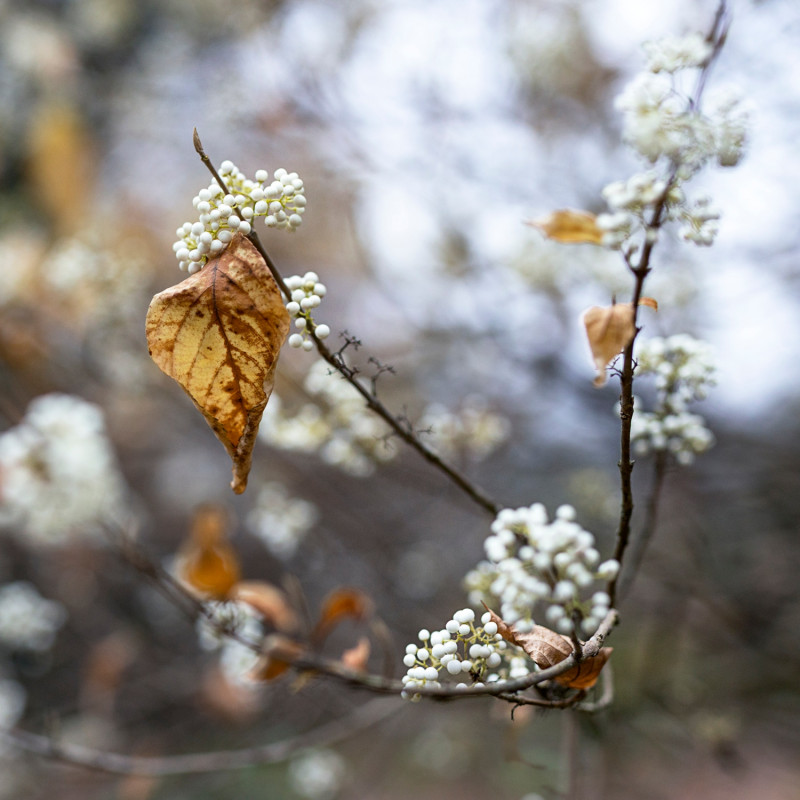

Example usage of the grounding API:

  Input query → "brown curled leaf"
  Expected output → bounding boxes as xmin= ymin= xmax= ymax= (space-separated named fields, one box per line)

xmin=178 ymin=505 xmax=240 ymax=599
xmin=312 ymin=587 xmax=374 ymax=644
xmin=231 ymin=580 xmax=299 ymax=633
xmin=553 ymin=647 xmax=613 ymax=689
xmin=639 ymin=296 xmax=658 ymax=310
xmin=146 ymin=233 xmax=290 ymax=493
xmin=582 ymin=303 xmax=636 ymax=387
xmin=250 ymin=635 xmax=305 ymax=682
xmin=341 ymin=637 xmax=371 ymax=672
xmin=485 ymin=609 xmax=612 ymax=690
xmin=526 ymin=210 xmax=604 ymax=245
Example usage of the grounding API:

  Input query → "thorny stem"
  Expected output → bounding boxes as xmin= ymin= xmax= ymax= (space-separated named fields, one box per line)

xmin=191 ymin=135 xmax=501 ymax=517
xmin=607 ymin=2 xmax=729 ymax=608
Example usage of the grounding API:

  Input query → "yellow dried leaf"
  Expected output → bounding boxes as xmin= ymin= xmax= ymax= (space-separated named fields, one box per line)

xmin=582 ymin=303 xmax=636 ymax=387
xmin=26 ymin=102 xmax=95 ymax=233
xmin=178 ymin=505 xmax=240 ymax=599
xmin=146 ymin=234 xmax=290 ymax=493
xmin=232 ymin=580 xmax=299 ymax=633
xmin=527 ymin=210 xmax=604 ymax=245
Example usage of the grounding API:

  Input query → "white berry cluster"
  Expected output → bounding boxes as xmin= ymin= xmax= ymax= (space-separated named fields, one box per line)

xmin=259 ymin=360 xmax=396 ymax=477
xmin=284 ymin=271 xmax=330 ymax=351
xmin=0 ymin=394 xmax=126 ymax=546
xmin=172 ymin=161 xmax=306 ymax=274
xmin=630 ymin=334 xmax=716 ymax=464
xmin=464 ymin=504 xmax=618 ymax=637
xmin=401 ymin=609 xmax=510 ymax=699
xmin=417 ymin=398 xmax=511 ymax=461
xmin=597 ymin=31 xmax=747 ymax=251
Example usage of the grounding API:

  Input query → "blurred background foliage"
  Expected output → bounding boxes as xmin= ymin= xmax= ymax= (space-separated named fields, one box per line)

xmin=1 ymin=0 xmax=799 ymax=798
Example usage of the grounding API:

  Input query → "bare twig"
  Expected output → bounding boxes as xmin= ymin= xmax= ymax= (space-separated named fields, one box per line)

xmin=2 ymin=697 xmax=399 ymax=777
xmin=617 ymin=451 xmax=668 ymax=601
xmin=191 ymin=140 xmax=501 ymax=517
xmin=607 ymin=2 xmax=730 ymax=607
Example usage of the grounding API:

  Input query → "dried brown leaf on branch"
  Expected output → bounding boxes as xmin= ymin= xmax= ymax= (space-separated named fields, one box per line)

xmin=146 ymin=233 xmax=290 ymax=493
xmin=582 ymin=303 xmax=636 ymax=387
xmin=250 ymin=635 xmax=306 ymax=682
xmin=312 ymin=587 xmax=375 ymax=644
xmin=526 ymin=209 xmax=604 ymax=245
xmin=178 ymin=505 xmax=240 ymax=599
xmin=486 ymin=608 xmax=612 ymax=690
xmin=232 ymin=580 xmax=299 ymax=633
xmin=341 ymin=637 xmax=371 ymax=672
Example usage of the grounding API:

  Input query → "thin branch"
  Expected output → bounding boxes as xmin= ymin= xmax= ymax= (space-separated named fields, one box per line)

xmin=607 ymin=2 xmax=729 ymax=607
xmin=2 ymin=697 xmax=399 ymax=777
xmin=617 ymin=451 xmax=668 ymax=601
xmin=262 ymin=608 xmax=618 ymax=700
xmin=193 ymin=129 xmax=230 ymax=197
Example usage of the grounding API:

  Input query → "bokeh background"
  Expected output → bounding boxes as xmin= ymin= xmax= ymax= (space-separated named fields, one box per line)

xmin=1 ymin=0 xmax=799 ymax=798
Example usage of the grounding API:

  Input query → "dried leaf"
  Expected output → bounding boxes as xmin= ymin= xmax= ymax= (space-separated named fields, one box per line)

xmin=146 ymin=233 xmax=290 ymax=493
xmin=250 ymin=635 xmax=304 ymax=682
xmin=512 ymin=625 xmax=573 ymax=668
xmin=553 ymin=647 xmax=612 ymax=690
xmin=527 ymin=210 xmax=604 ymax=245
xmin=582 ymin=303 xmax=636 ymax=387
xmin=178 ymin=505 xmax=240 ymax=599
xmin=26 ymin=101 xmax=95 ymax=233
xmin=341 ymin=637 xmax=371 ymax=672
xmin=485 ymin=608 xmax=612 ymax=690
xmin=232 ymin=580 xmax=299 ymax=633
xmin=312 ymin=587 xmax=374 ymax=643
xmin=639 ymin=296 xmax=658 ymax=310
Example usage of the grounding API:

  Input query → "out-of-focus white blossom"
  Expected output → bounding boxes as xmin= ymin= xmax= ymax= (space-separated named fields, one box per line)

xmin=0 ymin=394 xmax=127 ymax=546
xmin=246 ymin=482 xmax=318 ymax=559
xmin=196 ymin=600 xmax=262 ymax=686
xmin=0 ymin=582 xmax=66 ymax=652
xmin=630 ymin=334 xmax=716 ymax=464
xmin=643 ymin=33 xmax=712 ymax=74
xmin=603 ymin=29 xmax=748 ymax=252
xmin=288 ymin=749 xmax=347 ymax=800
xmin=464 ymin=504 xmax=615 ymax=636
xmin=417 ymin=397 xmax=510 ymax=461
xmin=173 ymin=163 xmax=305 ymax=274
xmin=260 ymin=361 xmax=395 ymax=476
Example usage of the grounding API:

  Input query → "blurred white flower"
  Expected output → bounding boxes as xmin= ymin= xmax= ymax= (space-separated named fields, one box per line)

xmin=0 ymin=581 xmax=66 ymax=652
xmin=246 ymin=482 xmax=317 ymax=559
xmin=288 ymin=749 xmax=347 ymax=800
xmin=0 ymin=394 xmax=127 ymax=546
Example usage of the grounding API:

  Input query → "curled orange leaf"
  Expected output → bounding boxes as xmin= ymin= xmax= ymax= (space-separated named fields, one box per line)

xmin=178 ymin=505 xmax=240 ymax=599
xmin=485 ymin=607 xmax=612 ymax=690
xmin=341 ymin=637 xmax=371 ymax=672
xmin=146 ymin=233 xmax=290 ymax=493
xmin=232 ymin=580 xmax=299 ymax=633
xmin=312 ymin=587 xmax=374 ymax=643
